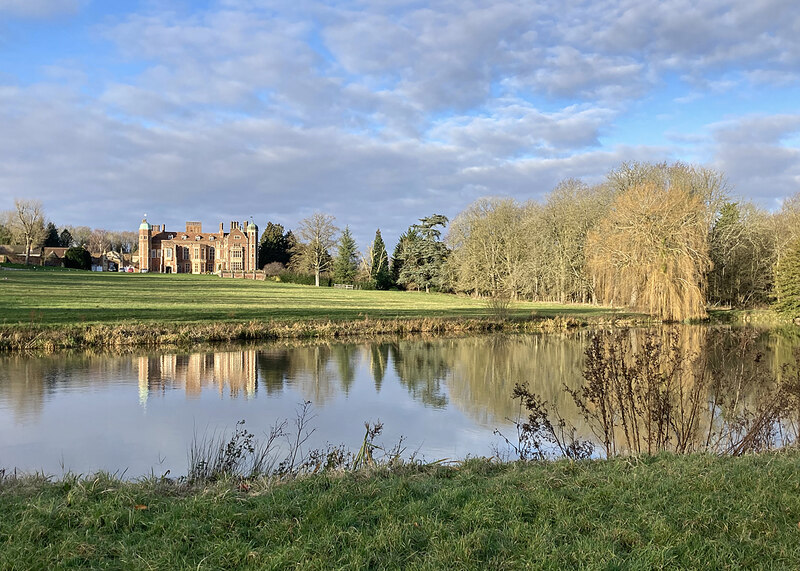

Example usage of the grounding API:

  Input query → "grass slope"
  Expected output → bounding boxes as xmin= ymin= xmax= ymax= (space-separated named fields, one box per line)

xmin=1 ymin=453 xmax=799 ymax=569
xmin=0 ymin=270 xmax=617 ymax=326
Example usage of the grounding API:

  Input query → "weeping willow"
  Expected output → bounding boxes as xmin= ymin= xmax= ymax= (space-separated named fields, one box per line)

xmin=586 ymin=179 xmax=712 ymax=321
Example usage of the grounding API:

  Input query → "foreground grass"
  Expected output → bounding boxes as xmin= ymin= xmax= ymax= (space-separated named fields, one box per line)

xmin=1 ymin=453 xmax=799 ymax=569
xmin=0 ymin=270 xmax=642 ymax=350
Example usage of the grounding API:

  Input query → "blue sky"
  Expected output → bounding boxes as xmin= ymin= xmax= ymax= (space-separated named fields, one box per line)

xmin=1 ymin=0 xmax=799 ymax=249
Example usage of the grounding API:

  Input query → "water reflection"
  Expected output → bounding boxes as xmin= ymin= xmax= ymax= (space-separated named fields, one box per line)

xmin=0 ymin=327 xmax=798 ymax=475
xmin=137 ymin=351 xmax=259 ymax=406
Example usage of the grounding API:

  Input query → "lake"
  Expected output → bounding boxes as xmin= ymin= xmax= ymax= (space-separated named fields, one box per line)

xmin=1 ymin=327 xmax=798 ymax=476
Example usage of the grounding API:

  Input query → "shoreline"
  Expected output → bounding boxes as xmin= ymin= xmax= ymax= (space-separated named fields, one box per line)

xmin=0 ymin=314 xmax=656 ymax=353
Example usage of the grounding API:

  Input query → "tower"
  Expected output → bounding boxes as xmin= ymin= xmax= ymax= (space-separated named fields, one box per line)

xmin=247 ymin=220 xmax=258 ymax=271
xmin=138 ymin=217 xmax=151 ymax=272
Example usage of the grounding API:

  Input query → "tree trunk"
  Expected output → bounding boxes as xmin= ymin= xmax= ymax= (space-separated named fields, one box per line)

xmin=315 ymin=270 xmax=320 ymax=287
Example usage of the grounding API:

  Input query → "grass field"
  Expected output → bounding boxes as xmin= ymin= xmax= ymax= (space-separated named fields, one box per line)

xmin=1 ymin=453 xmax=798 ymax=569
xmin=0 ymin=269 xmax=620 ymax=326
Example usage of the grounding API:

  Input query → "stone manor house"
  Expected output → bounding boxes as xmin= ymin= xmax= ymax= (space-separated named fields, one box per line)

xmin=138 ymin=217 xmax=259 ymax=274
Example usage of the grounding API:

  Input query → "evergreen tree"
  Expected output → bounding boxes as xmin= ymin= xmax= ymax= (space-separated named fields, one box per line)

xmin=44 ymin=222 xmax=60 ymax=247
xmin=775 ymin=237 xmax=800 ymax=317
xmin=390 ymin=235 xmax=406 ymax=286
xmin=0 ymin=222 xmax=11 ymax=244
xmin=64 ymin=246 xmax=92 ymax=270
xmin=397 ymin=214 xmax=449 ymax=293
xmin=333 ymin=226 xmax=358 ymax=284
xmin=370 ymin=229 xmax=391 ymax=289
xmin=258 ymin=222 xmax=291 ymax=269
xmin=58 ymin=228 xmax=73 ymax=247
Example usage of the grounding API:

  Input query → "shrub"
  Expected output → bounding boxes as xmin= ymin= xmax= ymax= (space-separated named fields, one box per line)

xmin=63 ymin=247 xmax=91 ymax=270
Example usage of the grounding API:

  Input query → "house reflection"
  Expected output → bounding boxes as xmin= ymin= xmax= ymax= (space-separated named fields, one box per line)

xmin=137 ymin=350 xmax=258 ymax=406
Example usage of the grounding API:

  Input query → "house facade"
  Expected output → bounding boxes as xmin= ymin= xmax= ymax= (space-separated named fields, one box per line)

xmin=138 ymin=218 xmax=259 ymax=274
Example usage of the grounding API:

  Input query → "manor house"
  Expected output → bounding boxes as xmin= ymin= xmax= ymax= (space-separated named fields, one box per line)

xmin=138 ymin=218 xmax=258 ymax=274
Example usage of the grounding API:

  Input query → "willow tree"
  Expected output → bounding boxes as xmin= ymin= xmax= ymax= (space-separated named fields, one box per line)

xmin=586 ymin=174 xmax=714 ymax=321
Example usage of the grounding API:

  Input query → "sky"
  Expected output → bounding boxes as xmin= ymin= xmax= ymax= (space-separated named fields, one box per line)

xmin=0 ymin=0 xmax=799 ymax=249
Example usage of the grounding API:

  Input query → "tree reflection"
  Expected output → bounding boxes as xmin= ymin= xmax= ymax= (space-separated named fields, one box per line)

xmin=389 ymin=340 xmax=450 ymax=408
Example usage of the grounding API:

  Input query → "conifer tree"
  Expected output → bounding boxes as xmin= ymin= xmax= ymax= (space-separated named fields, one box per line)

xmin=370 ymin=229 xmax=391 ymax=289
xmin=397 ymin=214 xmax=449 ymax=293
xmin=775 ymin=238 xmax=800 ymax=317
xmin=333 ymin=226 xmax=358 ymax=284
xmin=44 ymin=222 xmax=60 ymax=247
xmin=258 ymin=222 xmax=291 ymax=269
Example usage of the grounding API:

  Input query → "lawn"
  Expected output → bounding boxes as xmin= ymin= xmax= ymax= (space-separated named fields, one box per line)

xmin=0 ymin=270 xmax=618 ymax=327
xmin=1 ymin=453 xmax=798 ymax=569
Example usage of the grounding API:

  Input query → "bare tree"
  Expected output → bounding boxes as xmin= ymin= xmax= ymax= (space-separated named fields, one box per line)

xmin=8 ymin=199 xmax=46 ymax=265
xmin=295 ymin=213 xmax=339 ymax=287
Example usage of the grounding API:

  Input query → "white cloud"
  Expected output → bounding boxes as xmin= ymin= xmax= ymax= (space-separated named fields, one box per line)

xmin=2 ymin=0 xmax=800 ymax=250
xmin=709 ymin=114 xmax=800 ymax=205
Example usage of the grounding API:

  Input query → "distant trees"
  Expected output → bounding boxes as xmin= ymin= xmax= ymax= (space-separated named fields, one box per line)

xmin=707 ymin=202 xmax=775 ymax=307
xmin=294 ymin=213 xmax=339 ymax=287
xmin=66 ymin=226 xmax=91 ymax=248
xmin=448 ymin=198 xmax=530 ymax=298
xmin=333 ymin=226 xmax=358 ymax=284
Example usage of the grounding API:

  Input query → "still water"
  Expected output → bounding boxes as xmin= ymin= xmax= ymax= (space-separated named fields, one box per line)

xmin=1 ymin=328 xmax=797 ymax=476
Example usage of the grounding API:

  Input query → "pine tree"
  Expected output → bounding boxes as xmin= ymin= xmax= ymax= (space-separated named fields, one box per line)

xmin=333 ymin=226 xmax=358 ymax=284
xmin=44 ymin=222 xmax=60 ymax=247
xmin=370 ymin=229 xmax=391 ymax=289
xmin=775 ymin=238 xmax=800 ymax=317
xmin=258 ymin=222 xmax=291 ymax=269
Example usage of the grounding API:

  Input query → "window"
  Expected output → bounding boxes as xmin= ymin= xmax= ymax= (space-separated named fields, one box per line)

xmin=195 ymin=236 xmax=201 ymax=241
xmin=232 ymin=248 xmax=243 ymax=259
xmin=231 ymin=261 xmax=243 ymax=271
xmin=194 ymin=247 xmax=200 ymax=259
xmin=165 ymin=248 xmax=172 ymax=259
xmin=234 ymin=235 xmax=241 ymax=240
xmin=208 ymin=247 xmax=215 ymax=260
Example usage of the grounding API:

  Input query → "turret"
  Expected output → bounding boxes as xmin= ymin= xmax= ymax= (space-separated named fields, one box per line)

xmin=138 ymin=217 xmax=151 ymax=272
xmin=247 ymin=220 xmax=258 ymax=271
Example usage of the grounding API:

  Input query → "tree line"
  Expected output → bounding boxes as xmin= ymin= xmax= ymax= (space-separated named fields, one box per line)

xmin=1 ymin=198 xmax=138 ymax=269
xmin=4 ymin=160 xmax=800 ymax=320
xmin=265 ymin=162 xmax=800 ymax=320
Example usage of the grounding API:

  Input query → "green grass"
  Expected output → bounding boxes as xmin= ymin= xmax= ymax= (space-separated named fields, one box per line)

xmin=1 ymin=453 xmax=799 ymax=569
xmin=0 ymin=270 xmax=622 ymax=327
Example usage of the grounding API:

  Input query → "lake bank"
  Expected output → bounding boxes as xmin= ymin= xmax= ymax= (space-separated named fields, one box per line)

xmin=2 ymin=452 xmax=798 ymax=569
xmin=0 ymin=314 xmax=652 ymax=352
xmin=0 ymin=269 xmax=655 ymax=352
